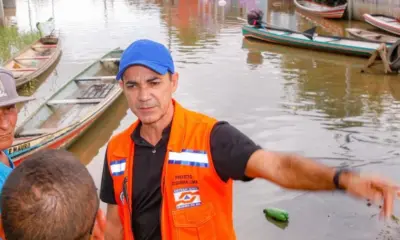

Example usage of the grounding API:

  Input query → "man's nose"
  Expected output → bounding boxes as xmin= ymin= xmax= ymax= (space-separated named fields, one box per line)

xmin=138 ymin=88 xmax=151 ymax=101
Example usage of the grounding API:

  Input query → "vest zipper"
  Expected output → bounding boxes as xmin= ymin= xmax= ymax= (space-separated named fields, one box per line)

xmin=160 ymin=175 xmax=165 ymax=239
xmin=123 ymin=177 xmax=132 ymax=213
xmin=123 ymin=177 xmax=134 ymax=237
xmin=160 ymin=150 xmax=168 ymax=239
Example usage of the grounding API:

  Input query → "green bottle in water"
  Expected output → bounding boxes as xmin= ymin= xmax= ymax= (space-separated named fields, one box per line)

xmin=263 ymin=208 xmax=289 ymax=222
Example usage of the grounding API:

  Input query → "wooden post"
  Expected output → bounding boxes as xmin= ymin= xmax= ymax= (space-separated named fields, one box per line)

xmin=2 ymin=0 xmax=15 ymax=8
xmin=0 ymin=0 xmax=4 ymax=27
xmin=361 ymin=43 xmax=392 ymax=74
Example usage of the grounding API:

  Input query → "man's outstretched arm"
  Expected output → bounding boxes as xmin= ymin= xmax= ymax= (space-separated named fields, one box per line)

xmin=245 ymin=149 xmax=400 ymax=217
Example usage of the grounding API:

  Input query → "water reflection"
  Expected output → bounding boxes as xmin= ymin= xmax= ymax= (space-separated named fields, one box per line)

xmin=9 ymin=0 xmax=400 ymax=238
xmin=68 ymin=95 xmax=128 ymax=164
xmin=241 ymin=38 xmax=400 ymax=131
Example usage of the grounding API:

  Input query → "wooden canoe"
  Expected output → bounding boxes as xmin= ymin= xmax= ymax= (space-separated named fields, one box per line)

xmin=7 ymin=48 xmax=123 ymax=165
xmin=295 ymin=5 xmax=344 ymax=36
xmin=294 ymin=0 xmax=347 ymax=19
xmin=346 ymin=28 xmax=399 ymax=44
xmin=3 ymin=36 xmax=62 ymax=88
xmin=363 ymin=14 xmax=400 ymax=36
xmin=242 ymin=24 xmax=392 ymax=58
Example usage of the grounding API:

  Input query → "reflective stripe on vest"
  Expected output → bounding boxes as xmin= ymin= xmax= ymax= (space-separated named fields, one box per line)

xmin=106 ymin=100 xmax=236 ymax=240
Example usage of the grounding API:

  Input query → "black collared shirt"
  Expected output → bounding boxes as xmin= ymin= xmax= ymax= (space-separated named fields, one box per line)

xmin=100 ymin=121 xmax=261 ymax=240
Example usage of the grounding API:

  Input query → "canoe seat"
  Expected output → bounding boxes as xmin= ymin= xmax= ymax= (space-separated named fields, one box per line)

xmin=75 ymin=76 xmax=116 ymax=81
xmin=100 ymin=58 xmax=120 ymax=63
xmin=47 ymin=98 xmax=103 ymax=105
xmin=326 ymin=38 xmax=341 ymax=42
xmin=10 ymin=67 xmax=38 ymax=72
xmin=15 ymin=56 xmax=51 ymax=60
xmin=32 ymin=44 xmax=57 ymax=49
xmin=17 ymin=128 xmax=58 ymax=137
xmin=78 ymin=83 xmax=114 ymax=99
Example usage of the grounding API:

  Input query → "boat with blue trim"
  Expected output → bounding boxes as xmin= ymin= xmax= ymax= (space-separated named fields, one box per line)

xmin=7 ymin=48 xmax=122 ymax=165
xmin=242 ymin=22 xmax=392 ymax=58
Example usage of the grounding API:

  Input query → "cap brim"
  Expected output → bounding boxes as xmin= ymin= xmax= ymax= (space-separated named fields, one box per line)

xmin=116 ymin=60 xmax=169 ymax=80
xmin=0 ymin=96 xmax=35 ymax=108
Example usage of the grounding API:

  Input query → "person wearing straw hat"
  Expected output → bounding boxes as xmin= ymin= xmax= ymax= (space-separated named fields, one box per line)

xmin=0 ymin=67 xmax=35 ymax=240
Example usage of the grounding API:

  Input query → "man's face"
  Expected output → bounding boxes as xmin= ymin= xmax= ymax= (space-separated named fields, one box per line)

xmin=119 ymin=65 xmax=178 ymax=124
xmin=0 ymin=105 xmax=17 ymax=150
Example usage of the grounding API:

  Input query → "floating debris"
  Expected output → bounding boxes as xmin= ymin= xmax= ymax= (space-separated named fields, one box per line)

xmin=391 ymin=215 xmax=399 ymax=224
xmin=263 ymin=208 xmax=289 ymax=222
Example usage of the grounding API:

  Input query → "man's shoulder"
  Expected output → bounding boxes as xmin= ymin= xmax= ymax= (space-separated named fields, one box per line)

xmin=108 ymin=121 xmax=137 ymax=143
xmin=182 ymin=107 xmax=218 ymax=125
xmin=105 ymin=123 xmax=136 ymax=160
xmin=2 ymin=151 xmax=14 ymax=170
xmin=0 ymin=160 xmax=13 ymax=189
xmin=209 ymin=121 xmax=255 ymax=142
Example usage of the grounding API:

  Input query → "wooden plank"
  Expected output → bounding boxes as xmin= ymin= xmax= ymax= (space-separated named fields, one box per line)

xmin=100 ymin=58 xmax=120 ymax=63
xmin=362 ymin=34 xmax=380 ymax=37
xmin=15 ymin=56 xmax=51 ymax=60
xmin=0 ymin=0 xmax=4 ymax=27
xmin=78 ymin=83 xmax=114 ymax=99
xmin=18 ymin=128 xmax=58 ymax=136
xmin=32 ymin=44 xmax=57 ymax=49
xmin=10 ymin=68 xmax=37 ymax=72
xmin=75 ymin=76 xmax=116 ymax=81
xmin=47 ymin=98 xmax=103 ymax=105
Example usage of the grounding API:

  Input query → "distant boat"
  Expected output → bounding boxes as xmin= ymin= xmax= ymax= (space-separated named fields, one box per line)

xmin=3 ymin=37 xmax=62 ymax=88
xmin=295 ymin=5 xmax=344 ymax=36
xmin=363 ymin=14 xmax=400 ymax=36
xmin=7 ymin=48 xmax=123 ymax=165
xmin=241 ymin=24 xmax=392 ymax=58
xmin=346 ymin=28 xmax=399 ymax=44
xmin=3 ymin=17 xmax=62 ymax=88
xmin=294 ymin=0 xmax=347 ymax=19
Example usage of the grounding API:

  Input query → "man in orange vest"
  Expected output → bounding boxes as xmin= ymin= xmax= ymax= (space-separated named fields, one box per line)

xmin=100 ymin=39 xmax=400 ymax=240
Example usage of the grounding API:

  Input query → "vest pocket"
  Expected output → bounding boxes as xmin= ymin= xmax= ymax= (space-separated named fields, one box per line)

xmin=172 ymin=202 xmax=216 ymax=240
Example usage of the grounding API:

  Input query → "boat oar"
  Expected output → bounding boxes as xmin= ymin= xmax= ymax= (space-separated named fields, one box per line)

xmin=237 ymin=17 xmax=316 ymax=40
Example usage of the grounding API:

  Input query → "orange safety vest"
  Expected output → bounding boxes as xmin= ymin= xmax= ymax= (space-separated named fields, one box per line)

xmin=106 ymin=100 xmax=237 ymax=240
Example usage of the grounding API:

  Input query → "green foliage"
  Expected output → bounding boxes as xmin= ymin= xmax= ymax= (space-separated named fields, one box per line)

xmin=0 ymin=26 xmax=40 ymax=64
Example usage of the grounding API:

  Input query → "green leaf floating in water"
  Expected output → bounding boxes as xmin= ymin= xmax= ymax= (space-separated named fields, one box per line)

xmin=263 ymin=208 xmax=289 ymax=222
xmin=391 ymin=214 xmax=399 ymax=224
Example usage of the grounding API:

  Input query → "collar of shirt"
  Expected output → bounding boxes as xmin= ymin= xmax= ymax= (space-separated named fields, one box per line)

xmin=131 ymin=121 xmax=172 ymax=147
xmin=1 ymin=150 xmax=15 ymax=169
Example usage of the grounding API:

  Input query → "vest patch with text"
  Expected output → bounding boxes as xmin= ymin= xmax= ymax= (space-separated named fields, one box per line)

xmin=168 ymin=149 xmax=209 ymax=168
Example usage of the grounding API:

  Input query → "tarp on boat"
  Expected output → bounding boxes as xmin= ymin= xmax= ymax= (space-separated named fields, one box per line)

xmin=36 ymin=18 xmax=55 ymax=38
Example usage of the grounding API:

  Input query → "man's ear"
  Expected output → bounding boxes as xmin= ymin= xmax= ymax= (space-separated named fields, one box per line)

xmin=171 ymin=72 xmax=179 ymax=93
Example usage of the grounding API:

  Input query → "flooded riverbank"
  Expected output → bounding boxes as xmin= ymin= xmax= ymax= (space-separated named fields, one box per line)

xmin=349 ymin=0 xmax=400 ymax=20
xmin=0 ymin=26 xmax=39 ymax=64
xmin=9 ymin=0 xmax=400 ymax=239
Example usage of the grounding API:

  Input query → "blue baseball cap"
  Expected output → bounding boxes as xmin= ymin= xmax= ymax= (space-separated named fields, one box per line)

xmin=116 ymin=39 xmax=175 ymax=80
